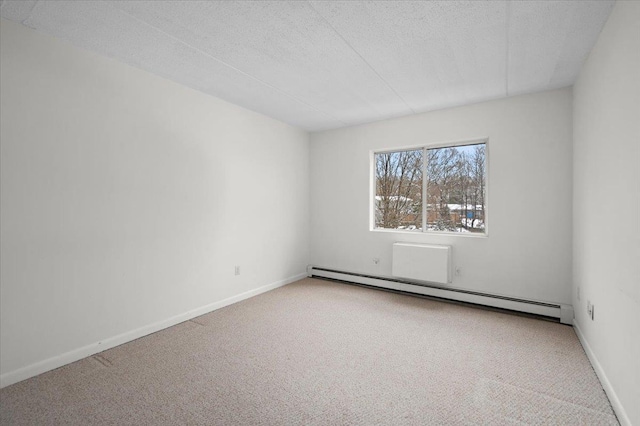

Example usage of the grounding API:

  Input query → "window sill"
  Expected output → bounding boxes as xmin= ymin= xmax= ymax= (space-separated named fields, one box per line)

xmin=370 ymin=228 xmax=488 ymax=238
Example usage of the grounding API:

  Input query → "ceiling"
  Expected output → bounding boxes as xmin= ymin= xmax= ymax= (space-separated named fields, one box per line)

xmin=0 ymin=1 xmax=614 ymax=132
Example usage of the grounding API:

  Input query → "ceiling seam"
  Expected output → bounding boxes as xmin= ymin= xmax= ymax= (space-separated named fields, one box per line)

xmin=548 ymin=6 xmax=581 ymax=88
xmin=19 ymin=0 xmax=39 ymax=26
xmin=297 ymin=2 xmax=407 ymax=119
xmin=505 ymin=0 xmax=511 ymax=97
xmin=116 ymin=7 xmax=348 ymax=128
xmin=307 ymin=1 xmax=417 ymax=115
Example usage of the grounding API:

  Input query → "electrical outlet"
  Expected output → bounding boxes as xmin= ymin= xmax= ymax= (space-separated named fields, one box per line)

xmin=587 ymin=300 xmax=593 ymax=320
xmin=455 ymin=266 xmax=462 ymax=276
xmin=234 ymin=266 xmax=240 ymax=276
xmin=372 ymin=258 xmax=380 ymax=265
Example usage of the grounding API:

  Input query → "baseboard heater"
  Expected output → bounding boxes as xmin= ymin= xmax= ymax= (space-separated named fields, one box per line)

xmin=307 ymin=266 xmax=574 ymax=325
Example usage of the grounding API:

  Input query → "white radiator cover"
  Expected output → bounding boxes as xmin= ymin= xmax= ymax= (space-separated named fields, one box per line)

xmin=392 ymin=243 xmax=452 ymax=284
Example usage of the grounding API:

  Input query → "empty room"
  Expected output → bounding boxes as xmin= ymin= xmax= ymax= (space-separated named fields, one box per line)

xmin=0 ymin=1 xmax=638 ymax=425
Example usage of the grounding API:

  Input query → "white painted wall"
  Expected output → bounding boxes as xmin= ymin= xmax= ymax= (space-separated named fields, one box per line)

xmin=3 ymin=6 xmax=637 ymax=422
xmin=0 ymin=19 xmax=309 ymax=383
xmin=572 ymin=1 xmax=640 ymax=425
xmin=310 ymin=88 xmax=573 ymax=305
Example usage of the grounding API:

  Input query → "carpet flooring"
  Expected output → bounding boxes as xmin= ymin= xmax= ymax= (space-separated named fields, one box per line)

xmin=0 ymin=278 xmax=618 ymax=425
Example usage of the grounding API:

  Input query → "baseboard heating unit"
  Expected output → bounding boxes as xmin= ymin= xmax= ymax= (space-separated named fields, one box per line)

xmin=307 ymin=266 xmax=574 ymax=325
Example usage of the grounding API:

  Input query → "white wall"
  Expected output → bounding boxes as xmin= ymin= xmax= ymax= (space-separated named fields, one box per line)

xmin=572 ymin=1 xmax=640 ymax=425
xmin=310 ymin=88 xmax=573 ymax=305
xmin=0 ymin=19 xmax=309 ymax=383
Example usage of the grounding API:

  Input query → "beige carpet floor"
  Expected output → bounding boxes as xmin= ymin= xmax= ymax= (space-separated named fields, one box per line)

xmin=0 ymin=278 xmax=618 ymax=425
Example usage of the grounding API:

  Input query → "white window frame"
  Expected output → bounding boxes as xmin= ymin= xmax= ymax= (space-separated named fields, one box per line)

xmin=370 ymin=138 xmax=489 ymax=237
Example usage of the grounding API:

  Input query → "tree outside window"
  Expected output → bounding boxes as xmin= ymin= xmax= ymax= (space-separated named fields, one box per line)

xmin=374 ymin=142 xmax=486 ymax=234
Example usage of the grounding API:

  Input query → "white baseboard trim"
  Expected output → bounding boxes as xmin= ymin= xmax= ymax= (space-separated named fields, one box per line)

xmin=0 ymin=272 xmax=307 ymax=389
xmin=573 ymin=320 xmax=630 ymax=426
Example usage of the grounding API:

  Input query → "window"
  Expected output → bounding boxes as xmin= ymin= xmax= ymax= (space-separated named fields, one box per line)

xmin=373 ymin=141 xmax=487 ymax=234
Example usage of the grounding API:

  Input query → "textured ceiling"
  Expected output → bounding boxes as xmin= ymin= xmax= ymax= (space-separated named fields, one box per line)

xmin=0 ymin=1 xmax=614 ymax=131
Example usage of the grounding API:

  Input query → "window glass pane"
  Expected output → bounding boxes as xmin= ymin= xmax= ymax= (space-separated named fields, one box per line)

xmin=375 ymin=149 xmax=423 ymax=230
xmin=426 ymin=143 xmax=486 ymax=233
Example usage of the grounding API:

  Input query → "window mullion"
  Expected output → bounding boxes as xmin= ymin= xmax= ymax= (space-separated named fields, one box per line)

xmin=422 ymin=147 xmax=428 ymax=232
